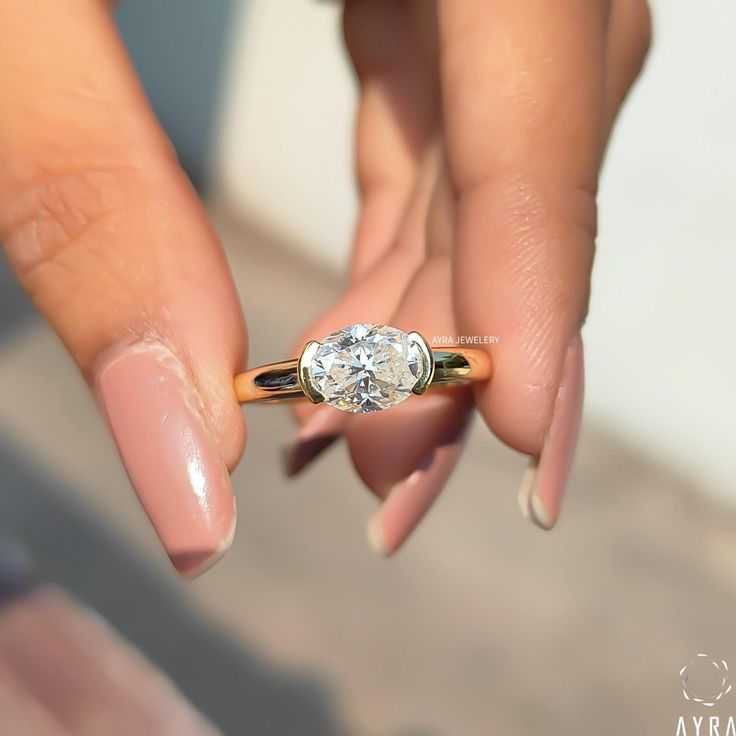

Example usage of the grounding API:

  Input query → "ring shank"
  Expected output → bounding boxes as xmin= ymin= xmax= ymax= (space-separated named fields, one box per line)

xmin=235 ymin=348 xmax=492 ymax=404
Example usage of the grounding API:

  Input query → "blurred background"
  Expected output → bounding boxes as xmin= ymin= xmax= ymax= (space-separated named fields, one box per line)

xmin=1 ymin=0 xmax=735 ymax=734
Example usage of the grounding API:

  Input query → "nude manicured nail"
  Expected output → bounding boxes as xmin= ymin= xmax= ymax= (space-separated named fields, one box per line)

xmin=518 ymin=333 xmax=584 ymax=530
xmin=367 ymin=440 xmax=464 ymax=556
xmin=282 ymin=407 xmax=346 ymax=477
xmin=96 ymin=341 xmax=236 ymax=577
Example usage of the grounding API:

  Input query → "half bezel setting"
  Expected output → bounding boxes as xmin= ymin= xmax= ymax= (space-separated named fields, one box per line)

xmin=298 ymin=323 xmax=434 ymax=413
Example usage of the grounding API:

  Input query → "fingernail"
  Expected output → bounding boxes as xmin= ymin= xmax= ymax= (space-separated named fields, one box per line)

xmin=96 ymin=341 xmax=236 ymax=577
xmin=282 ymin=407 xmax=345 ymax=477
xmin=366 ymin=514 xmax=386 ymax=555
xmin=518 ymin=333 xmax=584 ymax=530
xmin=367 ymin=440 xmax=464 ymax=556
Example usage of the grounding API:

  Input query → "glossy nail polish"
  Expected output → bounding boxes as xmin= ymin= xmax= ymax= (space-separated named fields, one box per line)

xmin=518 ymin=333 xmax=584 ymax=530
xmin=367 ymin=439 xmax=464 ymax=556
xmin=96 ymin=341 xmax=236 ymax=576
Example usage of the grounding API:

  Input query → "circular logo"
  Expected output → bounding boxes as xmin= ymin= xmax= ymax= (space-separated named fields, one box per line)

xmin=680 ymin=654 xmax=732 ymax=707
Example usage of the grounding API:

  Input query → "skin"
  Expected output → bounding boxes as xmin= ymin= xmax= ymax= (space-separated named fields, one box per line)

xmin=292 ymin=1 xmax=650 ymax=551
xmin=0 ymin=0 xmax=650 ymax=572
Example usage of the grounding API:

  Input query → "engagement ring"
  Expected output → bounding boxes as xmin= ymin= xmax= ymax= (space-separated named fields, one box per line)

xmin=235 ymin=322 xmax=492 ymax=414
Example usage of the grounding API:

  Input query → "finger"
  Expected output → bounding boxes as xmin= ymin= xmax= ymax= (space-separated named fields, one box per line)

xmin=348 ymin=168 xmax=474 ymax=555
xmin=283 ymin=147 xmax=440 ymax=474
xmin=352 ymin=382 xmax=472 ymax=557
xmin=349 ymin=294 xmax=473 ymax=556
xmin=438 ymin=0 xmax=610 ymax=527
xmin=604 ymin=0 xmax=652 ymax=128
xmin=361 ymin=391 xmax=471 ymax=556
xmin=0 ymin=0 xmax=246 ymax=575
xmin=516 ymin=0 xmax=650 ymax=527
xmin=345 ymin=258 xmax=469 ymax=497
xmin=517 ymin=333 xmax=583 ymax=528
xmin=366 ymin=426 xmax=467 ymax=555
xmin=285 ymin=0 xmax=442 ymax=472
xmin=344 ymin=0 xmax=439 ymax=281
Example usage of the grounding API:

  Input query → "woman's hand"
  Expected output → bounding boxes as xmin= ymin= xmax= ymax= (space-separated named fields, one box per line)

xmin=0 ymin=0 xmax=651 ymax=574
xmin=0 ymin=1 xmax=247 ymax=577
xmin=288 ymin=0 xmax=651 ymax=553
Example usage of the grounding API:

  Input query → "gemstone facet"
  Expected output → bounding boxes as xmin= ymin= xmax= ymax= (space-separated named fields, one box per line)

xmin=304 ymin=323 xmax=429 ymax=413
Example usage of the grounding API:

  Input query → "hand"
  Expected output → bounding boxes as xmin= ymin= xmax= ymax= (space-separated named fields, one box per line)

xmin=287 ymin=0 xmax=651 ymax=553
xmin=0 ymin=1 xmax=247 ymax=577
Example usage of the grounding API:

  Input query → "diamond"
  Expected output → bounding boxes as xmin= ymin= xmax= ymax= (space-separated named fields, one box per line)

xmin=304 ymin=323 xmax=429 ymax=413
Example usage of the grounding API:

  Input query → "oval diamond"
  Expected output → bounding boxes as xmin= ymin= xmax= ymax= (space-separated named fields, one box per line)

xmin=305 ymin=323 xmax=428 ymax=413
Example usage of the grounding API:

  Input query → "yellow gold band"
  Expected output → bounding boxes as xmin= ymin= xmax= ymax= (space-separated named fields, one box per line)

xmin=235 ymin=347 xmax=492 ymax=405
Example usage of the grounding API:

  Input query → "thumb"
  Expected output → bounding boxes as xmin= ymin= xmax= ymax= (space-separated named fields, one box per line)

xmin=0 ymin=0 xmax=246 ymax=576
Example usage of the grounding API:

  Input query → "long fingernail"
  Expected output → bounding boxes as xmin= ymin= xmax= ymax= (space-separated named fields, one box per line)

xmin=282 ymin=407 xmax=345 ymax=477
xmin=367 ymin=440 xmax=464 ymax=556
xmin=518 ymin=333 xmax=584 ymax=530
xmin=96 ymin=341 xmax=236 ymax=577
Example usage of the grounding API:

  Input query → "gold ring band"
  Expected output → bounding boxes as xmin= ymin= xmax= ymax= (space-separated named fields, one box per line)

xmin=234 ymin=323 xmax=492 ymax=413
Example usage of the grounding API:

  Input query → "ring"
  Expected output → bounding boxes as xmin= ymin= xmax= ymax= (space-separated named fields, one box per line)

xmin=234 ymin=322 xmax=492 ymax=413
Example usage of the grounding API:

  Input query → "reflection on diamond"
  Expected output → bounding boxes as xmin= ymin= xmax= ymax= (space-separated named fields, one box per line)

xmin=306 ymin=323 xmax=427 ymax=413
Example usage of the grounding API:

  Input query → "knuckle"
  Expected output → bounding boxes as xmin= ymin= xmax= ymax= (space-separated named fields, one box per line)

xmin=465 ymin=169 xmax=598 ymax=247
xmin=462 ymin=170 xmax=596 ymax=317
xmin=0 ymin=166 xmax=137 ymax=291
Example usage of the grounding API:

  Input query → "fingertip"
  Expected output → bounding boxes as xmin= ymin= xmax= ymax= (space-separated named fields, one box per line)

xmin=174 ymin=510 xmax=237 ymax=579
xmin=472 ymin=373 xmax=551 ymax=458
xmin=282 ymin=406 xmax=345 ymax=477
xmin=517 ymin=459 xmax=556 ymax=531
xmin=366 ymin=514 xmax=389 ymax=557
xmin=348 ymin=391 xmax=470 ymax=496
xmin=516 ymin=333 xmax=584 ymax=530
xmin=365 ymin=437 xmax=465 ymax=555
xmin=212 ymin=391 xmax=248 ymax=474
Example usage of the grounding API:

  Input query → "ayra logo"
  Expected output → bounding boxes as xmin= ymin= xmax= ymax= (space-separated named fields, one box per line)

xmin=676 ymin=654 xmax=735 ymax=736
